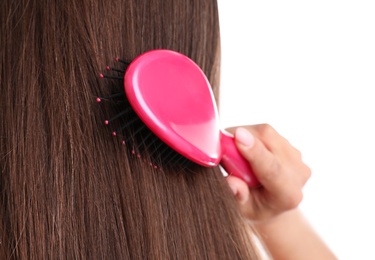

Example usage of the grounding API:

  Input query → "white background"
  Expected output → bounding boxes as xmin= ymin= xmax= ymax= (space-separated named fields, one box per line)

xmin=218 ymin=1 xmax=375 ymax=259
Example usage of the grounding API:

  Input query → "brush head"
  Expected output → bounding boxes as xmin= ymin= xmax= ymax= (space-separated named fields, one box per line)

xmin=124 ymin=50 xmax=222 ymax=167
xmin=99 ymin=50 xmax=259 ymax=186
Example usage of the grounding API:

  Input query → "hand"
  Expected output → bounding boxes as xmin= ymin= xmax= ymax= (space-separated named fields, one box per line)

xmin=226 ymin=124 xmax=311 ymax=222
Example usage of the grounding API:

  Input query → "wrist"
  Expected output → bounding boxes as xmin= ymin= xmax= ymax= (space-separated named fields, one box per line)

xmin=253 ymin=208 xmax=302 ymax=235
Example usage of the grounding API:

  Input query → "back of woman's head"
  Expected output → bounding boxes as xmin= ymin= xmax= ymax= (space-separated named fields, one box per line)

xmin=0 ymin=0 xmax=260 ymax=258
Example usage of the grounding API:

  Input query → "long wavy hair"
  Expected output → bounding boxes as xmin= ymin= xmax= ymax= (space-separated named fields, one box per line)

xmin=0 ymin=0 xmax=261 ymax=258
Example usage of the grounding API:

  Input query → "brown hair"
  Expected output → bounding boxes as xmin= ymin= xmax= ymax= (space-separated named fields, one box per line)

xmin=0 ymin=0 xmax=260 ymax=258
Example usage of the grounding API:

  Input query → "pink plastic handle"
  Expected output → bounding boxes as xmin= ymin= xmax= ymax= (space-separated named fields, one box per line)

xmin=220 ymin=131 xmax=260 ymax=187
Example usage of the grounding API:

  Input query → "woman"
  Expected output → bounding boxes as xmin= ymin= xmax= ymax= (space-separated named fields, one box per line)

xmin=0 ymin=0 xmax=335 ymax=259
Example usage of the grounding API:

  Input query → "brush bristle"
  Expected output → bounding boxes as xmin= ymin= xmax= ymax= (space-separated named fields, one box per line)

xmin=97 ymin=59 xmax=196 ymax=170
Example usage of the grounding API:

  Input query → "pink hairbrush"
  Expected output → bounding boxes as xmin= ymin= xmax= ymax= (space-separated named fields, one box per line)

xmin=99 ymin=50 xmax=260 ymax=187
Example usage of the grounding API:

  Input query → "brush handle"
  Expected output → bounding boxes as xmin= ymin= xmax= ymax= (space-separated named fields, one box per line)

xmin=220 ymin=131 xmax=260 ymax=188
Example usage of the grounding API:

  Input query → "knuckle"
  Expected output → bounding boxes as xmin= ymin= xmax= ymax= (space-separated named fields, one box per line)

xmin=305 ymin=165 xmax=312 ymax=178
xmin=285 ymin=191 xmax=303 ymax=210
xmin=257 ymin=124 xmax=276 ymax=139
xmin=293 ymin=148 xmax=303 ymax=159
xmin=303 ymin=165 xmax=312 ymax=183
xmin=301 ymin=163 xmax=312 ymax=181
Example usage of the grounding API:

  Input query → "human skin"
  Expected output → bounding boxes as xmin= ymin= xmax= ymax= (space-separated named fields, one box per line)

xmin=226 ymin=125 xmax=337 ymax=259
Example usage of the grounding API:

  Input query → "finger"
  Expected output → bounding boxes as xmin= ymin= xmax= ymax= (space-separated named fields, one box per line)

xmin=234 ymin=127 xmax=285 ymax=192
xmin=246 ymin=124 xmax=290 ymax=154
xmin=226 ymin=175 xmax=250 ymax=205
xmin=228 ymin=124 xmax=291 ymax=155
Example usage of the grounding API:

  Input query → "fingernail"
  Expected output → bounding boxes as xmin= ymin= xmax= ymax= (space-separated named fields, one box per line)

xmin=227 ymin=181 xmax=238 ymax=196
xmin=235 ymin=127 xmax=254 ymax=147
